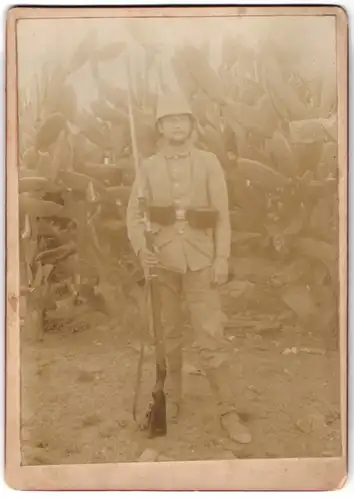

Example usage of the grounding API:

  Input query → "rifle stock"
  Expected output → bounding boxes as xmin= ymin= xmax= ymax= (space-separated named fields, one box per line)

xmin=139 ymin=202 xmax=167 ymax=438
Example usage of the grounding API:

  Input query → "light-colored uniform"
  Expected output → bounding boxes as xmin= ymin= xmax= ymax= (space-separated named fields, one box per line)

xmin=126 ymin=93 xmax=251 ymax=444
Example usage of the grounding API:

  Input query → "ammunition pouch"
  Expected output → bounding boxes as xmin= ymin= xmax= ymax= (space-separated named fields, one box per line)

xmin=147 ymin=205 xmax=176 ymax=226
xmin=186 ymin=207 xmax=218 ymax=230
xmin=147 ymin=205 xmax=219 ymax=230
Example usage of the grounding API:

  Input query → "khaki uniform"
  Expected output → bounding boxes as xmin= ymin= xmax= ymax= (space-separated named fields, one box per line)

xmin=127 ymin=145 xmax=230 ymax=270
xmin=127 ymin=144 xmax=238 ymax=415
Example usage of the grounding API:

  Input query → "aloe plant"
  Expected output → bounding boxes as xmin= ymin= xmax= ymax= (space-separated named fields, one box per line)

xmin=172 ymin=36 xmax=338 ymax=338
xmin=18 ymin=30 xmax=339 ymax=342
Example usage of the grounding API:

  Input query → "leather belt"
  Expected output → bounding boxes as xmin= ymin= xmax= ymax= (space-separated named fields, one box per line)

xmin=146 ymin=205 xmax=218 ymax=230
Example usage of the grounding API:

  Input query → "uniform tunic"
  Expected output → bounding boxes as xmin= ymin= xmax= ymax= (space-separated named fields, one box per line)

xmin=126 ymin=146 xmax=231 ymax=274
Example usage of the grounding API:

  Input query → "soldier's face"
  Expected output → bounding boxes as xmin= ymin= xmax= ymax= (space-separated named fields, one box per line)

xmin=158 ymin=114 xmax=192 ymax=143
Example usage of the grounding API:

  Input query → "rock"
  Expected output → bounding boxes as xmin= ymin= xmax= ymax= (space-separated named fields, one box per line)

xmin=138 ymin=448 xmax=159 ymax=462
xmin=325 ymin=407 xmax=340 ymax=426
xmin=310 ymin=412 xmax=327 ymax=433
xmin=183 ymin=364 xmax=203 ymax=376
xmin=299 ymin=347 xmax=326 ymax=355
xmin=295 ymin=418 xmax=312 ymax=434
xmin=295 ymin=413 xmax=326 ymax=435
xmin=247 ymin=385 xmax=261 ymax=395
xmin=283 ymin=347 xmax=298 ymax=355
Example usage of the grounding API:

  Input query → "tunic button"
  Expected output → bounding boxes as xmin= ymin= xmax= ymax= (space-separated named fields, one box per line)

xmin=178 ymin=229 xmax=184 ymax=235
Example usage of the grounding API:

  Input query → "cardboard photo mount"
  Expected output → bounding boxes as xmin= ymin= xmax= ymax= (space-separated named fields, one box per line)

xmin=5 ymin=5 xmax=348 ymax=491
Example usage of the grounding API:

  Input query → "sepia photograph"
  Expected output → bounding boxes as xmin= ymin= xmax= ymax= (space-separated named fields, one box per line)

xmin=6 ymin=5 xmax=347 ymax=491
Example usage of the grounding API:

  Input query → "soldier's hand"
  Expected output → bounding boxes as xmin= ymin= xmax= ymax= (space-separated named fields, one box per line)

xmin=138 ymin=247 xmax=159 ymax=268
xmin=211 ymin=257 xmax=228 ymax=286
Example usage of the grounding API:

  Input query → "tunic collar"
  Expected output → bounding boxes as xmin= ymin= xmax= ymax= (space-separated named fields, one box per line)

xmin=161 ymin=141 xmax=194 ymax=160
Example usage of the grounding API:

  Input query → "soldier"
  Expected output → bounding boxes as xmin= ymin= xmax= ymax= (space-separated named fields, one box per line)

xmin=126 ymin=92 xmax=251 ymax=444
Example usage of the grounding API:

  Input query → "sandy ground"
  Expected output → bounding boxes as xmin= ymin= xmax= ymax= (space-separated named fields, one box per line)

xmin=20 ymin=295 xmax=342 ymax=465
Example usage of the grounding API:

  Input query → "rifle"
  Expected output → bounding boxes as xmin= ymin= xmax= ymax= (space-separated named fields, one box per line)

xmin=125 ymin=53 xmax=167 ymax=438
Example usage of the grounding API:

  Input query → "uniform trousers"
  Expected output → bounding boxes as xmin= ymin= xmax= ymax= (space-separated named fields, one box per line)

xmin=156 ymin=265 xmax=236 ymax=415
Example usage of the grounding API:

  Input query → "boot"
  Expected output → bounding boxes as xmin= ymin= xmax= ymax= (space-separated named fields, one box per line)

xmin=219 ymin=410 xmax=252 ymax=445
xmin=204 ymin=364 xmax=252 ymax=445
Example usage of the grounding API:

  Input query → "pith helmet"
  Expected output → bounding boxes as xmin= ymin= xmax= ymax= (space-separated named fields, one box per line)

xmin=155 ymin=92 xmax=194 ymax=124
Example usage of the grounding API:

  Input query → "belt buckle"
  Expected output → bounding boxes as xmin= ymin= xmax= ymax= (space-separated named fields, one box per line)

xmin=175 ymin=208 xmax=186 ymax=221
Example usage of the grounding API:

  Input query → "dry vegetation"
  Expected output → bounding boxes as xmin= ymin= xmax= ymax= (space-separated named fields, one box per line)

xmin=19 ymin=21 xmax=341 ymax=464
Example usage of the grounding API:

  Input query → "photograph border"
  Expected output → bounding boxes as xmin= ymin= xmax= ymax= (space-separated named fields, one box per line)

xmin=5 ymin=4 xmax=348 ymax=491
